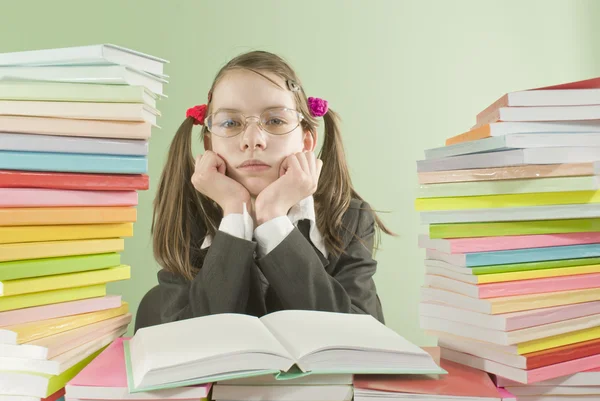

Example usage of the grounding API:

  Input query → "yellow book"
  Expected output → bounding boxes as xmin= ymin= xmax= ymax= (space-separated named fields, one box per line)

xmin=518 ymin=325 xmax=600 ymax=354
xmin=478 ymin=264 xmax=600 ymax=284
xmin=415 ymin=190 xmax=600 ymax=211
xmin=0 ymin=223 xmax=133 ymax=244
xmin=0 ymin=206 xmax=137 ymax=226
xmin=46 ymin=346 xmax=106 ymax=396
xmin=0 ymin=238 xmax=125 ymax=263
xmin=0 ymin=265 xmax=130 ymax=296
xmin=0 ymin=284 xmax=105 ymax=312
xmin=1 ymin=302 xmax=128 ymax=344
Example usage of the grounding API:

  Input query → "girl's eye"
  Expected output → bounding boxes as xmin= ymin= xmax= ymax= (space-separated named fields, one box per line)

xmin=266 ymin=118 xmax=285 ymax=126
xmin=220 ymin=119 xmax=241 ymax=129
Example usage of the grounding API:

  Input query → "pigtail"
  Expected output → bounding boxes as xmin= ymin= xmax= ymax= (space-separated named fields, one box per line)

xmin=315 ymin=109 xmax=396 ymax=255
xmin=151 ymin=118 xmax=214 ymax=280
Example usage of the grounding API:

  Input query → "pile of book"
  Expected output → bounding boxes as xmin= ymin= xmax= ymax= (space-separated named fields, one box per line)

xmin=415 ymin=76 xmax=600 ymax=397
xmin=0 ymin=44 xmax=167 ymax=401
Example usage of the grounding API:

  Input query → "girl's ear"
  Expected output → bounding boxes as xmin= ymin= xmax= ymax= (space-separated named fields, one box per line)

xmin=203 ymin=132 xmax=212 ymax=151
xmin=303 ymin=128 xmax=317 ymax=152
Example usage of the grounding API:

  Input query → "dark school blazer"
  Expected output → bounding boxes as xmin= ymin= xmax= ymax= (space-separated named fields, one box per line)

xmin=135 ymin=198 xmax=385 ymax=331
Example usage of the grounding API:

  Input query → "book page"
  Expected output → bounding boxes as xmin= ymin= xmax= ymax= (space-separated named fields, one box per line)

xmin=260 ymin=310 xmax=427 ymax=360
xmin=130 ymin=313 xmax=294 ymax=375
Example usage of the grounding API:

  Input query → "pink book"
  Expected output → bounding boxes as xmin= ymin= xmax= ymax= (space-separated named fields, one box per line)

xmin=354 ymin=358 xmax=501 ymax=399
xmin=66 ymin=337 xmax=211 ymax=400
xmin=0 ymin=188 xmax=138 ymax=207
xmin=478 ymin=273 xmax=600 ymax=298
xmin=0 ymin=295 xmax=121 ymax=327
xmin=419 ymin=232 xmax=600 ymax=254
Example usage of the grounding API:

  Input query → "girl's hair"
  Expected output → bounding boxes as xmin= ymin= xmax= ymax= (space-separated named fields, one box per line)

xmin=152 ymin=50 xmax=395 ymax=280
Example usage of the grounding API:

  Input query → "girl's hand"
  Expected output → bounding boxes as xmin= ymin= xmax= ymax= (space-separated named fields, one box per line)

xmin=191 ymin=150 xmax=251 ymax=215
xmin=255 ymin=152 xmax=323 ymax=225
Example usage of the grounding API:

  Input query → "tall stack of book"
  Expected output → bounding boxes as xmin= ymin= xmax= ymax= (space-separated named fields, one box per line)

xmin=0 ymin=44 xmax=168 ymax=401
xmin=414 ymin=76 xmax=600 ymax=390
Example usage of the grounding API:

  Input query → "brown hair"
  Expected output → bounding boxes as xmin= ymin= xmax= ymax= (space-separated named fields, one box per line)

xmin=152 ymin=50 xmax=395 ymax=280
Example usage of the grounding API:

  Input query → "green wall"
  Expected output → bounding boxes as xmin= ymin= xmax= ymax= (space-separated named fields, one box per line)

xmin=1 ymin=0 xmax=598 ymax=343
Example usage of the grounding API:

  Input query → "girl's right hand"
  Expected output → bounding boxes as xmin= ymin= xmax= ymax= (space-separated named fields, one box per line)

xmin=191 ymin=151 xmax=250 ymax=215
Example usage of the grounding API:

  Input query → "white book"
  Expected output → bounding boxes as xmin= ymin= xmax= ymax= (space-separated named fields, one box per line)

xmin=417 ymin=147 xmax=600 ymax=172
xmin=126 ymin=310 xmax=442 ymax=392
xmin=420 ymin=204 xmax=600 ymax=224
xmin=0 ymin=326 xmax=125 ymax=375
xmin=419 ymin=301 xmax=600 ymax=332
xmin=442 ymin=347 xmax=600 ymax=385
xmin=0 ymin=100 xmax=160 ymax=125
xmin=417 ymin=176 xmax=600 ymax=198
xmin=0 ymin=44 xmax=168 ymax=77
xmin=506 ymin=385 xmax=600 ymax=396
xmin=489 ymin=104 xmax=600 ymax=123
xmin=470 ymin=121 xmax=600 ymax=137
xmin=0 ymin=314 xmax=131 ymax=360
xmin=420 ymin=313 xmax=600 ymax=346
xmin=212 ymin=384 xmax=353 ymax=401
xmin=420 ymin=286 xmax=600 ymax=315
xmin=425 ymin=133 xmax=600 ymax=159
xmin=0 ymin=65 xmax=167 ymax=96
xmin=432 ymin=332 xmax=528 ymax=369
xmin=497 ymin=370 xmax=600 ymax=387
xmin=0 ymin=132 xmax=148 ymax=156
xmin=494 ymin=88 xmax=600 ymax=107
xmin=218 ymin=373 xmax=353 ymax=385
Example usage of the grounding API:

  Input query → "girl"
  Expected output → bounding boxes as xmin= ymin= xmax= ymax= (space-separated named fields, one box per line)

xmin=148 ymin=50 xmax=394 ymax=328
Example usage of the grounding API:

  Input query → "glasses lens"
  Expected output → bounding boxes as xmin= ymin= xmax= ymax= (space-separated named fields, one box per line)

xmin=207 ymin=111 xmax=244 ymax=137
xmin=261 ymin=108 xmax=301 ymax=135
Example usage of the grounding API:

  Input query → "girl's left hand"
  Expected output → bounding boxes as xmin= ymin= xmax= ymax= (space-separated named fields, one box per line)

xmin=255 ymin=152 xmax=323 ymax=225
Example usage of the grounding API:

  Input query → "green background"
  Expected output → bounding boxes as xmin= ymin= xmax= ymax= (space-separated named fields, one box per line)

xmin=1 ymin=0 xmax=599 ymax=344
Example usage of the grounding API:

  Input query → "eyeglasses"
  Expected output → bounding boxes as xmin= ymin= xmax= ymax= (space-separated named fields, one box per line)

xmin=205 ymin=107 xmax=304 ymax=138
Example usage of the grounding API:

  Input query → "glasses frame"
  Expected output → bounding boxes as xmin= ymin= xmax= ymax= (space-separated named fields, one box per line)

xmin=205 ymin=107 xmax=305 ymax=138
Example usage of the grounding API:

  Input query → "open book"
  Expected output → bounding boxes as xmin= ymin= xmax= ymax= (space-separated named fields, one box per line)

xmin=124 ymin=310 xmax=444 ymax=392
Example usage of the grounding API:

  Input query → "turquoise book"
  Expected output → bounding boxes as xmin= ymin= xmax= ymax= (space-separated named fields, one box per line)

xmin=124 ymin=310 xmax=445 ymax=392
xmin=0 ymin=150 xmax=147 ymax=174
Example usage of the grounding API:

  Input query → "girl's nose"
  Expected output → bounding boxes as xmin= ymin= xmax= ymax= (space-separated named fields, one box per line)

xmin=240 ymin=120 xmax=267 ymax=150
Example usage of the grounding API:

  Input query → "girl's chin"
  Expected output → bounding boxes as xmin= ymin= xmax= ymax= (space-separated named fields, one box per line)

xmin=241 ymin=177 xmax=276 ymax=197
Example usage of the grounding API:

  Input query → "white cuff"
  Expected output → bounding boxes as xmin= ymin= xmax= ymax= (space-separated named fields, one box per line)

xmin=254 ymin=216 xmax=294 ymax=257
xmin=218 ymin=203 xmax=254 ymax=241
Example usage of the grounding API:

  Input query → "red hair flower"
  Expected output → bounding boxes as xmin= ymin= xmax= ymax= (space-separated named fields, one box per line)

xmin=186 ymin=104 xmax=207 ymax=125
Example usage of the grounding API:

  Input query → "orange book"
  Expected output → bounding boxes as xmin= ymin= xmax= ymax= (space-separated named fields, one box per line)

xmin=0 ymin=206 xmax=137 ymax=226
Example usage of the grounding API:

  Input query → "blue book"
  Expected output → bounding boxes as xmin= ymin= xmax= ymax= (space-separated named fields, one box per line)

xmin=428 ymin=243 xmax=600 ymax=267
xmin=0 ymin=150 xmax=147 ymax=174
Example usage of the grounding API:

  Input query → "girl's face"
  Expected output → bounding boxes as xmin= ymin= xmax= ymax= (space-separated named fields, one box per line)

xmin=204 ymin=69 xmax=315 ymax=197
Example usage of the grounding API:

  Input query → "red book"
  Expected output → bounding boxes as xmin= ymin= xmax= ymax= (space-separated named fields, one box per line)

xmin=0 ymin=170 xmax=149 ymax=191
xmin=354 ymin=358 xmax=501 ymax=400
xmin=525 ymin=338 xmax=600 ymax=369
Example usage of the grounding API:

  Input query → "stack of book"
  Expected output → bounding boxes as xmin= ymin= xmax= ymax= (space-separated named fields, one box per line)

xmin=414 ymin=76 xmax=600 ymax=386
xmin=0 ymin=44 xmax=167 ymax=401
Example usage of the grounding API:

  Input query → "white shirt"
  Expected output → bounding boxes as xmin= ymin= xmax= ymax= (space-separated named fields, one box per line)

xmin=200 ymin=196 xmax=328 ymax=258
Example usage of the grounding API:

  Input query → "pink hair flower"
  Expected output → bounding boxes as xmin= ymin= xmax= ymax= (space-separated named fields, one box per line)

xmin=186 ymin=104 xmax=207 ymax=125
xmin=308 ymin=97 xmax=328 ymax=117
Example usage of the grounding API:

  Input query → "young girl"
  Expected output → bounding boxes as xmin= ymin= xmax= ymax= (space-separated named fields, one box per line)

xmin=148 ymin=50 xmax=394 ymax=328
